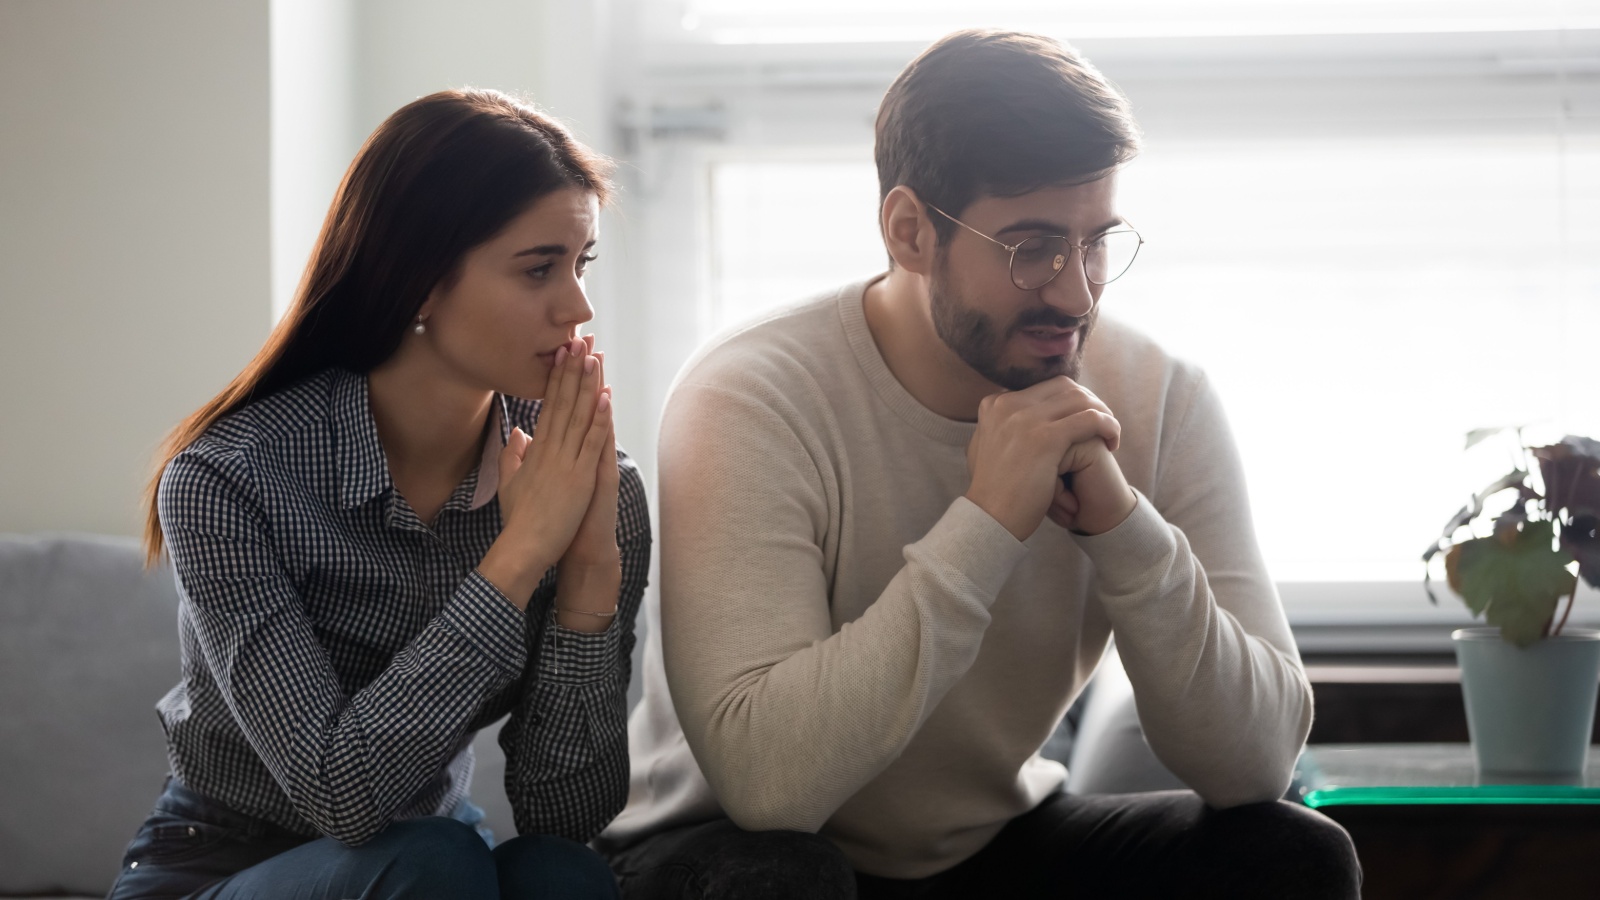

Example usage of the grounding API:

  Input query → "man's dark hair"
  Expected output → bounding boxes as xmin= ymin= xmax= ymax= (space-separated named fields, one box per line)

xmin=875 ymin=29 xmax=1141 ymax=244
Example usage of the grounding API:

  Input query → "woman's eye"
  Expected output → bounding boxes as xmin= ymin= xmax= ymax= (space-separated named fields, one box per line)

xmin=525 ymin=263 xmax=554 ymax=280
xmin=576 ymin=253 xmax=598 ymax=276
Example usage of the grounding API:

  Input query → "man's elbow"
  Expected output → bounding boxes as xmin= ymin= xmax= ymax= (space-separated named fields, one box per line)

xmin=714 ymin=773 xmax=829 ymax=835
xmin=1187 ymin=745 xmax=1300 ymax=810
xmin=1195 ymin=770 xmax=1295 ymax=810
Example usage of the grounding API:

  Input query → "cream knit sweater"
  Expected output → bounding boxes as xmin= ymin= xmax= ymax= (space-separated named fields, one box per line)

xmin=602 ymin=279 xmax=1311 ymax=878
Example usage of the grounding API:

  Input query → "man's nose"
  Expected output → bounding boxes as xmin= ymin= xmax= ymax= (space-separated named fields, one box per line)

xmin=1037 ymin=247 xmax=1096 ymax=318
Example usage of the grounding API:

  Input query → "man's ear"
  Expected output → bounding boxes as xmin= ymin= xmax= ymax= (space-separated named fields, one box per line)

xmin=881 ymin=185 xmax=939 ymax=276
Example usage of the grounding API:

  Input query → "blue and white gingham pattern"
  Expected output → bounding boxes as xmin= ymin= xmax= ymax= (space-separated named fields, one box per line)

xmin=154 ymin=367 xmax=650 ymax=845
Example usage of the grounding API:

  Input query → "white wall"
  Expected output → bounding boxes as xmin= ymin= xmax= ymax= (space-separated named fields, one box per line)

xmin=271 ymin=0 xmax=358 ymax=321
xmin=0 ymin=0 xmax=272 ymax=537
xmin=0 ymin=0 xmax=645 ymax=538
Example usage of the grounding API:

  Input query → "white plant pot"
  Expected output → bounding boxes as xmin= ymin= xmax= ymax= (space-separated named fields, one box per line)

xmin=1453 ymin=626 xmax=1600 ymax=780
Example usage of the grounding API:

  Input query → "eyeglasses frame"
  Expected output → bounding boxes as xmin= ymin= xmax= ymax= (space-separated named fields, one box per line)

xmin=925 ymin=202 xmax=1144 ymax=290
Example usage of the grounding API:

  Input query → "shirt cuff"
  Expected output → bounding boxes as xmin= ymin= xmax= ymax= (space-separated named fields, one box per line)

xmin=441 ymin=569 xmax=530 ymax=677
xmin=1068 ymin=489 xmax=1178 ymax=594
xmin=537 ymin=609 xmax=621 ymax=685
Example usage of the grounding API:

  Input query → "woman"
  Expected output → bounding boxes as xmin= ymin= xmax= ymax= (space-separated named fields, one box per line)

xmin=109 ymin=89 xmax=648 ymax=899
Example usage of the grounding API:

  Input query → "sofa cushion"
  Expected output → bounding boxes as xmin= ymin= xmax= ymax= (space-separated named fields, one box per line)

xmin=0 ymin=533 xmax=181 ymax=896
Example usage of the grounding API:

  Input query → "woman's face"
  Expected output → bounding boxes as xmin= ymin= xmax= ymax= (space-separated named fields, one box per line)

xmin=418 ymin=186 xmax=600 ymax=399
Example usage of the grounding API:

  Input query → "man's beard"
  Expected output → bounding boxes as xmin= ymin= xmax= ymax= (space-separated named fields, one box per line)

xmin=929 ymin=265 xmax=1097 ymax=391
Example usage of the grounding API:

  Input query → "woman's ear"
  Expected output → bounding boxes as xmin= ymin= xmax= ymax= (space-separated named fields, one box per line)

xmin=881 ymin=185 xmax=939 ymax=276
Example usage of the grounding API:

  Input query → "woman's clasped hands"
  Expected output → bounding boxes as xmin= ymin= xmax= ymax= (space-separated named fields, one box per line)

xmin=479 ymin=335 xmax=622 ymax=629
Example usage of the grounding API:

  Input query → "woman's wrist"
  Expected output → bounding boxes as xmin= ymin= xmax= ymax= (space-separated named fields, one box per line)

xmin=554 ymin=559 xmax=622 ymax=633
xmin=478 ymin=532 xmax=558 ymax=612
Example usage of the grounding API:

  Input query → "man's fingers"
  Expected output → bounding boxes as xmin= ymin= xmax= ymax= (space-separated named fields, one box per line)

xmin=1051 ymin=409 xmax=1121 ymax=458
xmin=995 ymin=379 xmax=1116 ymax=436
xmin=1046 ymin=478 xmax=1079 ymax=528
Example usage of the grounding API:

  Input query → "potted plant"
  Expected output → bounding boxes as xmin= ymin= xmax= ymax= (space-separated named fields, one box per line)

xmin=1424 ymin=431 xmax=1600 ymax=780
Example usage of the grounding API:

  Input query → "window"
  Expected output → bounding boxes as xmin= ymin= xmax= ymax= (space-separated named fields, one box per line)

xmin=621 ymin=1 xmax=1600 ymax=614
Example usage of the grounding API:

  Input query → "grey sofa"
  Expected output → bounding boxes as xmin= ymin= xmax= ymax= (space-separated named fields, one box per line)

xmin=0 ymin=532 xmax=1170 ymax=898
xmin=0 ymin=533 xmax=519 ymax=899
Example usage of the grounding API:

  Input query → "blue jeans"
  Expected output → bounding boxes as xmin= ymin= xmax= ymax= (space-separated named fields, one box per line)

xmin=107 ymin=778 xmax=618 ymax=900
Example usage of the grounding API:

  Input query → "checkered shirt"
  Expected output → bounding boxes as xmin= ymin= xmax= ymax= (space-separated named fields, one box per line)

xmin=154 ymin=367 xmax=650 ymax=845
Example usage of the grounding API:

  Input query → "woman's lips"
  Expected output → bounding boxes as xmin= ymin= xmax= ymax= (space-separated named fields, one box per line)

xmin=536 ymin=340 xmax=572 ymax=362
xmin=1017 ymin=327 xmax=1078 ymax=357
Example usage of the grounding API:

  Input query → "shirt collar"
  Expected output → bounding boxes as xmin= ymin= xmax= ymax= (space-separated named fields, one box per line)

xmin=333 ymin=369 xmax=391 ymax=510
xmin=465 ymin=396 xmax=510 ymax=511
xmin=332 ymin=369 xmax=513 ymax=513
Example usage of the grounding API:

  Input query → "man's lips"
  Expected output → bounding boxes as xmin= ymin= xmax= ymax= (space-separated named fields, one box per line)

xmin=1016 ymin=326 xmax=1079 ymax=357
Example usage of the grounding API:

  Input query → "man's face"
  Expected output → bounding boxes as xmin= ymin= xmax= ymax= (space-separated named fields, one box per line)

xmin=928 ymin=175 xmax=1119 ymax=390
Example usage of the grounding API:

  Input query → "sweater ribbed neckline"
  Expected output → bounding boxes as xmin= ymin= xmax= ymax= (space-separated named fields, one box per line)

xmin=837 ymin=276 xmax=977 ymax=448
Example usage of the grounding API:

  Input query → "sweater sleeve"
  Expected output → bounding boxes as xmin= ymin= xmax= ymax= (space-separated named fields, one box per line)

xmin=1070 ymin=373 xmax=1312 ymax=807
xmin=658 ymin=381 xmax=1028 ymax=833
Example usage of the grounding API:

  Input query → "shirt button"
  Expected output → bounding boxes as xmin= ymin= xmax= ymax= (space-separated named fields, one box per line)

xmin=188 ymin=827 xmax=197 ymax=836
xmin=130 ymin=861 xmax=139 ymax=869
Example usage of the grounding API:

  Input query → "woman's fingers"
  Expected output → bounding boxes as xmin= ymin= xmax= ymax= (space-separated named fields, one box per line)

xmin=535 ymin=346 xmax=572 ymax=449
xmin=498 ymin=427 xmax=527 ymax=488
xmin=546 ymin=339 xmax=588 ymax=447
xmin=595 ymin=389 xmax=618 ymax=484
xmin=562 ymin=345 xmax=603 ymax=455
xmin=578 ymin=388 xmax=613 ymax=467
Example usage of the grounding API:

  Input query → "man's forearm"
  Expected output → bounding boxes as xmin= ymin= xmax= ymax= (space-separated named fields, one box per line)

xmin=1073 ymin=497 xmax=1311 ymax=806
xmin=664 ymin=497 xmax=1026 ymax=832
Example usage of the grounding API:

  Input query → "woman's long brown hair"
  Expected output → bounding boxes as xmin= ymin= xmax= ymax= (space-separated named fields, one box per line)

xmin=142 ymin=89 xmax=613 ymax=565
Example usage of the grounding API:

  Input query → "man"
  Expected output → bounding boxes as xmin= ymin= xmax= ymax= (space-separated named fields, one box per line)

xmin=601 ymin=29 xmax=1360 ymax=899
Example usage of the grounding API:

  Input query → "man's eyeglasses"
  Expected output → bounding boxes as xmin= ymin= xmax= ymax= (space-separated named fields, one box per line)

xmin=926 ymin=203 xmax=1144 ymax=291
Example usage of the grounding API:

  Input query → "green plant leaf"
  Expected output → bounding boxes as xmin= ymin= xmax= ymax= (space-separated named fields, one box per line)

xmin=1451 ymin=521 xmax=1577 ymax=648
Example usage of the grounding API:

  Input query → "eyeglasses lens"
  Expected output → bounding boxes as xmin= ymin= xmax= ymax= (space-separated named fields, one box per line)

xmin=1010 ymin=231 xmax=1142 ymax=289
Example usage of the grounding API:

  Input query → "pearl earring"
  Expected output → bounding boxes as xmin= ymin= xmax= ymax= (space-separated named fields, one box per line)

xmin=413 ymin=318 xmax=426 ymax=335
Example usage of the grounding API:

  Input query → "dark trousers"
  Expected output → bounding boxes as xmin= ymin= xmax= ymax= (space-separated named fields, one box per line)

xmin=605 ymin=791 xmax=1361 ymax=900
xmin=107 ymin=778 xmax=619 ymax=900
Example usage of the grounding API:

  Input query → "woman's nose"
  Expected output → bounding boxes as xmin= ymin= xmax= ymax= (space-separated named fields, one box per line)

xmin=556 ymin=277 xmax=595 ymax=328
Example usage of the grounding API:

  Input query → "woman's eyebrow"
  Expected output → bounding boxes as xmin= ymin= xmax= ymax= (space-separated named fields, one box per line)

xmin=512 ymin=243 xmax=568 ymax=257
xmin=512 ymin=238 xmax=597 ymax=257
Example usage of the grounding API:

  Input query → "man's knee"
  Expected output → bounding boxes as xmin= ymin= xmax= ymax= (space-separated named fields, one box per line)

xmin=613 ymin=821 xmax=854 ymax=900
xmin=495 ymin=833 xmax=619 ymax=899
xmin=1206 ymin=801 xmax=1361 ymax=899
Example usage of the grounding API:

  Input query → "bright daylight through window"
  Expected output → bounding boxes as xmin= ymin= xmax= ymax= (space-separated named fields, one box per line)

xmin=636 ymin=0 xmax=1600 ymax=592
